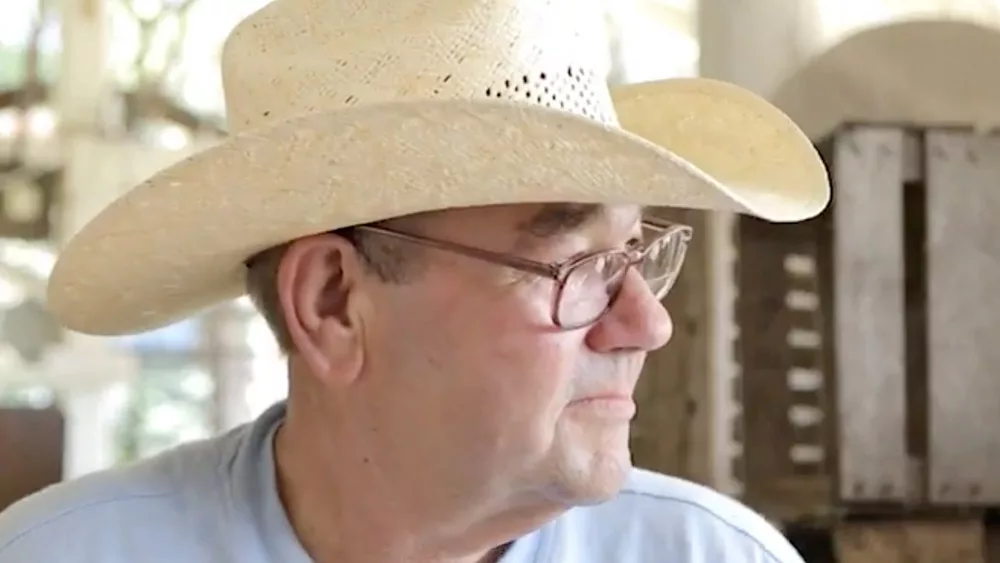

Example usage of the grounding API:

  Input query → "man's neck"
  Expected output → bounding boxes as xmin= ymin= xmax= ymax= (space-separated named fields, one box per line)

xmin=273 ymin=408 xmax=564 ymax=563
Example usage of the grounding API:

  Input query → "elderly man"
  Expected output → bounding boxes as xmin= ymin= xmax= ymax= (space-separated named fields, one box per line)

xmin=0 ymin=0 xmax=828 ymax=561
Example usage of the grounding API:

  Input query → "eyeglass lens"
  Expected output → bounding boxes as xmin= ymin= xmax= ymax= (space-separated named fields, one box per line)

xmin=556 ymin=229 xmax=688 ymax=328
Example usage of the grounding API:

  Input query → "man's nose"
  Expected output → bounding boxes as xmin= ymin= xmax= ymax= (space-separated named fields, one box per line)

xmin=585 ymin=268 xmax=673 ymax=353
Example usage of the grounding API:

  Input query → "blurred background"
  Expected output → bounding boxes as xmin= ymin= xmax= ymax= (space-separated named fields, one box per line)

xmin=3 ymin=0 xmax=1000 ymax=561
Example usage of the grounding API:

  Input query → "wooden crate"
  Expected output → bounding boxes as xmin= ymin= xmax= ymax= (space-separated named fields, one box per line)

xmin=834 ymin=519 xmax=985 ymax=563
xmin=735 ymin=125 xmax=1000 ymax=520
xmin=734 ymin=204 xmax=832 ymax=519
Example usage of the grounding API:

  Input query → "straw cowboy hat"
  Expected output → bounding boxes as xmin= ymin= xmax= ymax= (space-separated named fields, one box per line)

xmin=771 ymin=19 xmax=1000 ymax=141
xmin=47 ymin=0 xmax=830 ymax=336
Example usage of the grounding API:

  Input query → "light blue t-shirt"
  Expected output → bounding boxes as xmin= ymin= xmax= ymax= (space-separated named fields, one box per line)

xmin=0 ymin=402 xmax=804 ymax=562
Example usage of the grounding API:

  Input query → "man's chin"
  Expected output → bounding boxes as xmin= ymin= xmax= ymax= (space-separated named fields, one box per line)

xmin=550 ymin=449 xmax=633 ymax=506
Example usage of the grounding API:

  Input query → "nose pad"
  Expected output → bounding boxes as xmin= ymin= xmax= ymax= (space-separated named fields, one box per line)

xmin=619 ymin=267 xmax=665 ymax=311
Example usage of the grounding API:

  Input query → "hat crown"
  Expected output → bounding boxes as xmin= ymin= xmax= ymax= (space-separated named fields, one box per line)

xmin=220 ymin=0 xmax=618 ymax=133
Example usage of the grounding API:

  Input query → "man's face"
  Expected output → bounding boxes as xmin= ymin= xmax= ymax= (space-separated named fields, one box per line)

xmin=349 ymin=203 xmax=673 ymax=510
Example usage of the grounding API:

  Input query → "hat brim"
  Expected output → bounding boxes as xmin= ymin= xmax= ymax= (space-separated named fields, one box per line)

xmin=47 ymin=77 xmax=829 ymax=335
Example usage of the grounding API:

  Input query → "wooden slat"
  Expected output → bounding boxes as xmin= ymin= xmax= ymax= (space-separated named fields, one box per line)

xmin=737 ymin=213 xmax=829 ymax=517
xmin=832 ymin=127 xmax=910 ymax=503
xmin=835 ymin=520 xmax=985 ymax=563
xmin=925 ymin=131 xmax=1000 ymax=505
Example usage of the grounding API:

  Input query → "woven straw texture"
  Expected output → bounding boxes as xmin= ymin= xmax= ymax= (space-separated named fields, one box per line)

xmin=47 ymin=0 xmax=831 ymax=335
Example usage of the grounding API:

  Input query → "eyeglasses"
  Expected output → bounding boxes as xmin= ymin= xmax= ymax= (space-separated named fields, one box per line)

xmin=355 ymin=220 xmax=693 ymax=330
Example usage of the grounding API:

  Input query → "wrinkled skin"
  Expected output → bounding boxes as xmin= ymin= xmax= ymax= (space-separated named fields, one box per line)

xmin=273 ymin=203 xmax=673 ymax=563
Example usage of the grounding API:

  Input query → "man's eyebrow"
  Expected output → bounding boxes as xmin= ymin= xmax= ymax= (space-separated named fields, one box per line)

xmin=516 ymin=203 xmax=603 ymax=239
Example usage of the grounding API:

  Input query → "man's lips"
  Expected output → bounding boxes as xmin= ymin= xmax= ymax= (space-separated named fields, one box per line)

xmin=568 ymin=393 xmax=637 ymax=418
xmin=572 ymin=392 xmax=633 ymax=403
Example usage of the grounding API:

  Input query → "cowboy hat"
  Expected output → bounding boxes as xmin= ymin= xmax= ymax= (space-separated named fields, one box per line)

xmin=47 ymin=0 xmax=830 ymax=336
xmin=771 ymin=19 xmax=1000 ymax=141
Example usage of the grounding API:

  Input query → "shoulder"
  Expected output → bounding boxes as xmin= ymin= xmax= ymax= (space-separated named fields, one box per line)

xmin=554 ymin=468 xmax=803 ymax=563
xmin=0 ymin=432 xmax=241 ymax=562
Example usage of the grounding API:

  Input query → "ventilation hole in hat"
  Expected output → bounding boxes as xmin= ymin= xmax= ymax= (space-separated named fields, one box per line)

xmin=481 ymin=67 xmax=612 ymax=123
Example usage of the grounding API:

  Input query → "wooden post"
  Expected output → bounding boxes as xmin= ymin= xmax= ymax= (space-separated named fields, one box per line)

xmin=831 ymin=127 xmax=912 ymax=504
xmin=697 ymin=0 xmax=825 ymax=498
xmin=925 ymin=131 xmax=1000 ymax=506
xmin=735 ymin=199 xmax=831 ymax=520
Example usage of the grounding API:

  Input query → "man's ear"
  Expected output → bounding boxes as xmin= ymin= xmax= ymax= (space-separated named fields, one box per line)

xmin=276 ymin=233 xmax=367 ymax=385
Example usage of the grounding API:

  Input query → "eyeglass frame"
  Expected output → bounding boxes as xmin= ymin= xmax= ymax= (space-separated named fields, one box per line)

xmin=354 ymin=219 xmax=693 ymax=330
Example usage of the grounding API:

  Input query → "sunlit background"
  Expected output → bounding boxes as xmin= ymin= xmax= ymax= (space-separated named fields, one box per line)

xmin=0 ymin=0 xmax=999 ymax=481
